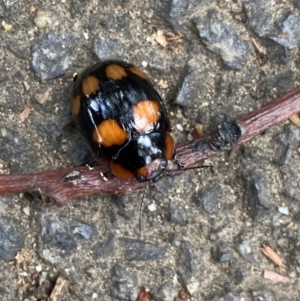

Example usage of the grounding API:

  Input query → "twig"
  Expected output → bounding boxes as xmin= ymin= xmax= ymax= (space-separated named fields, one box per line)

xmin=48 ymin=276 xmax=69 ymax=301
xmin=263 ymin=269 xmax=292 ymax=284
xmin=1 ymin=86 xmax=300 ymax=206
xmin=261 ymin=243 xmax=286 ymax=268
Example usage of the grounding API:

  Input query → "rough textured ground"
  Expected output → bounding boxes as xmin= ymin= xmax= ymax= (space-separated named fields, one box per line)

xmin=1 ymin=0 xmax=300 ymax=300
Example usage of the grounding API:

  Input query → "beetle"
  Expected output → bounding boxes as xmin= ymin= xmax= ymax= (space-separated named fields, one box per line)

xmin=72 ymin=60 xmax=175 ymax=182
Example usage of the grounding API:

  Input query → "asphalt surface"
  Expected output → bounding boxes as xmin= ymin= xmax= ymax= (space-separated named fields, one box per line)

xmin=1 ymin=0 xmax=300 ymax=300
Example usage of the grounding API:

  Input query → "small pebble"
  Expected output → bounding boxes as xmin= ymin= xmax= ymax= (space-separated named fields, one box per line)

xmin=23 ymin=81 xmax=30 ymax=91
xmin=176 ymin=124 xmax=184 ymax=131
xmin=35 ymin=265 xmax=42 ymax=272
xmin=18 ymin=271 xmax=28 ymax=277
xmin=83 ymin=32 xmax=89 ymax=40
xmin=34 ymin=11 xmax=53 ymax=29
xmin=23 ymin=206 xmax=30 ymax=216
xmin=187 ymin=133 xmax=193 ymax=141
xmin=40 ymin=271 xmax=48 ymax=284
xmin=278 ymin=206 xmax=289 ymax=215
xmin=148 ymin=203 xmax=157 ymax=212
xmin=288 ymin=270 xmax=297 ymax=278
xmin=93 ymin=37 xmax=124 ymax=61
xmin=2 ymin=20 xmax=12 ymax=31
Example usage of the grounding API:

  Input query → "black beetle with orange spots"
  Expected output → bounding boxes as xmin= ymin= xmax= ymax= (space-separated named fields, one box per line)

xmin=72 ymin=60 xmax=175 ymax=182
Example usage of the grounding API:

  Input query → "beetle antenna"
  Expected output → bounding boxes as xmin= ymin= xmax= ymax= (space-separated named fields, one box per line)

xmin=171 ymin=158 xmax=214 ymax=174
xmin=164 ymin=163 xmax=214 ymax=177
xmin=138 ymin=185 xmax=148 ymax=231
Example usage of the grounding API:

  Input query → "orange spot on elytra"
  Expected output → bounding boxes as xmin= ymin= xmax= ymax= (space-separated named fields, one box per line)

xmin=105 ymin=64 xmax=127 ymax=80
xmin=133 ymin=100 xmax=160 ymax=133
xmin=92 ymin=119 xmax=128 ymax=147
xmin=110 ymin=161 xmax=134 ymax=180
xmin=82 ymin=76 xmax=99 ymax=95
xmin=71 ymin=95 xmax=81 ymax=116
xmin=135 ymin=165 xmax=149 ymax=179
xmin=129 ymin=66 xmax=148 ymax=79
xmin=164 ymin=133 xmax=175 ymax=160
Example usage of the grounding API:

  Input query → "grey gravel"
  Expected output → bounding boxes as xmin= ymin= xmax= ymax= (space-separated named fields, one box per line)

xmin=110 ymin=263 xmax=137 ymax=301
xmin=157 ymin=0 xmax=212 ymax=27
xmin=194 ymin=10 xmax=250 ymax=70
xmin=32 ymin=31 xmax=77 ymax=81
xmin=270 ymin=12 xmax=300 ymax=50
xmin=234 ymin=233 xmax=254 ymax=263
xmin=242 ymin=170 xmax=275 ymax=220
xmin=213 ymin=241 xmax=233 ymax=263
xmin=174 ymin=59 xmax=204 ymax=107
xmin=0 ymin=216 xmax=24 ymax=260
xmin=244 ymin=1 xmax=300 ymax=54
xmin=119 ymin=238 xmax=168 ymax=261
xmin=38 ymin=214 xmax=94 ymax=264
xmin=93 ymin=36 xmax=125 ymax=61
xmin=244 ymin=0 xmax=275 ymax=37
xmin=71 ymin=222 xmax=93 ymax=239
xmin=155 ymin=282 xmax=177 ymax=301
xmin=178 ymin=241 xmax=194 ymax=276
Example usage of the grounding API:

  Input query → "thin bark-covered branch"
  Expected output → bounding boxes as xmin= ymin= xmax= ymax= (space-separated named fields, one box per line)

xmin=1 ymin=86 xmax=300 ymax=206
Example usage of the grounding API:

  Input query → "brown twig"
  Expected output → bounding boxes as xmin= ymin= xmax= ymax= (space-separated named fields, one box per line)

xmin=1 ymin=86 xmax=300 ymax=206
xmin=261 ymin=244 xmax=286 ymax=268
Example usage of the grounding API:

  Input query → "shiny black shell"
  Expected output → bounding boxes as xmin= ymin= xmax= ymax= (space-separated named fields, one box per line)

xmin=72 ymin=60 xmax=174 ymax=181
